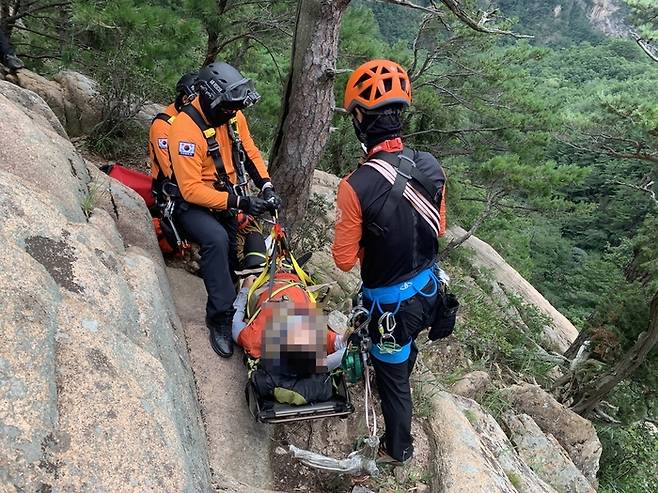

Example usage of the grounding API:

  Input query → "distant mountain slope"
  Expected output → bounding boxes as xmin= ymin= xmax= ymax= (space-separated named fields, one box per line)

xmin=497 ymin=0 xmax=628 ymax=45
xmin=359 ymin=0 xmax=628 ymax=47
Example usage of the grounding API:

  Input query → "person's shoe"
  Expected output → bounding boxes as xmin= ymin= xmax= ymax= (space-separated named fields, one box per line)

xmin=207 ymin=311 xmax=234 ymax=358
xmin=4 ymin=54 xmax=24 ymax=71
xmin=376 ymin=441 xmax=412 ymax=467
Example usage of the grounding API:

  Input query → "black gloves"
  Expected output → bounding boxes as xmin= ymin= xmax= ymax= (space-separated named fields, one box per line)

xmin=238 ymin=196 xmax=269 ymax=216
xmin=261 ymin=185 xmax=282 ymax=212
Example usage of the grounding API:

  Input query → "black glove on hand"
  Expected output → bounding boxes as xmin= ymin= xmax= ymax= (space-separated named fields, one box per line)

xmin=239 ymin=196 xmax=269 ymax=216
xmin=261 ymin=186 xmax=282 ymax=212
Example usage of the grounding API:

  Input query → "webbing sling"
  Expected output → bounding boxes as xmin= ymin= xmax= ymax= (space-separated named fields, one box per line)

xmin=368 ymin=148 xmax=442 ymax=236
xmin=227 ymin=117 xmax=248 ymax=191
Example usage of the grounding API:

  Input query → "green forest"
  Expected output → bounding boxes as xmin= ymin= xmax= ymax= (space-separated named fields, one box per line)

xmin=3 ymin=0 xmax=657 ymax=491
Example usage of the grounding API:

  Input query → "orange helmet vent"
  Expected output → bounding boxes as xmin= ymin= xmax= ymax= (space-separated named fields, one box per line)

xmin=343 ymin=59 xmax=411 ymax=113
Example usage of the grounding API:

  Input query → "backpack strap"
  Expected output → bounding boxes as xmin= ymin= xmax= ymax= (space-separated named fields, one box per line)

xmin=373 ymin=148 xmax=441 ymax=202
xmin=150 ymin=112 xmax=177 ymax=181
xmin=152 ymin=112 xmax=175 ymax=125
xmin=181 ymin=105 xmax=232 ymax=191
xmin=367 ymin=148 xmax=442 ymax=237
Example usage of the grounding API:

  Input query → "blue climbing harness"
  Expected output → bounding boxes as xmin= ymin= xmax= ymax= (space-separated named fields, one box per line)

xmin=362 ymin=264 xmax=442 ymax=363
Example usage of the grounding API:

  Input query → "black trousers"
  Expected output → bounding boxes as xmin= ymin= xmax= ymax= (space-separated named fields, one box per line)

xmin=176 ymin=204 xmax=238 ymax=322
xmin=366 ymin=287 xmax=437 ymax=462
xmin=0 ymin=28 xmax=15 ymax=62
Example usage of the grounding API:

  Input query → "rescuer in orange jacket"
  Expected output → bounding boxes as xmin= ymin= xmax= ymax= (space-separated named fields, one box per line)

xmin=168 ymin=62 xmax=282 ymax=359
xmin=148 ymin=72 xmax=197 ymax=198
xmin=333 ymin=59 xmax=448 ymax=465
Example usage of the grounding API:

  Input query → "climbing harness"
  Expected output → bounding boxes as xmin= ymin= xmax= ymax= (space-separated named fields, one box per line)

xmin=361 ymin=265 xmax=441 ymax=355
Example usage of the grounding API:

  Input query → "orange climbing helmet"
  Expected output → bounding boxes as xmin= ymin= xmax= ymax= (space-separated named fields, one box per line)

xmin=343 ymin=59 xmax=411 ymax=113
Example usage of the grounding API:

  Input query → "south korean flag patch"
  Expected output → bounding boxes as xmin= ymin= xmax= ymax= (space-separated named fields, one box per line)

xmin=157 ymin=138 xmax=168 ymax=149
xmin=178 ymin=141 xmax=196 ymax=157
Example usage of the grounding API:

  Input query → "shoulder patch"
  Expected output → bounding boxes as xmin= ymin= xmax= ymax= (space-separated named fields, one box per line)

xmin=157 ymin=138 xmax=168 ymax=149
xmin=178 ymin=141 xmax=196 ymax=156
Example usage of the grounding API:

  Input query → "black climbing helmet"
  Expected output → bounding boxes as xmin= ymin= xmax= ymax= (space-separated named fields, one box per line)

xmin=175 ymin=72 xmax=198 ymax=98
xmin=196 ymin=62 xmax=261 ymax=111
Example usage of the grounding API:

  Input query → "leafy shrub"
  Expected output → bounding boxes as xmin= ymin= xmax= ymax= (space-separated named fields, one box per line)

xmin=290 ymin=193 xmax=334 ymax=254
xmin=598 ymin=422 xmax=658 ymax=493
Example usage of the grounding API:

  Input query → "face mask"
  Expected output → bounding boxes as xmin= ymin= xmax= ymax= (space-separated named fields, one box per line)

xmin=199 ymin=93 xmax=236 ymax=126
xmin=352 ymin=108 xmax=404 ymax=149
xmin=352 ymin=116 xmax=368 ymax=144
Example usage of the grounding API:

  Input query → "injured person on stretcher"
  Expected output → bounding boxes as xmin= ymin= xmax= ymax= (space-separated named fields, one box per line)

xmin=231 ymin=271 xmax=351 ymax=411
xmin=232 ymin=272 xmax=347 ymax=372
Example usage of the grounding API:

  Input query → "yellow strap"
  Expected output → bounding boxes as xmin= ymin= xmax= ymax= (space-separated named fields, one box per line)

xmin=230 ymin=116 xmax=240 ymax=137
xmin=289 ymin=253 xmax=316 ymax=302
xmin=203 ymin=128 xmax=216 ymax=138
xmin=245 ymin=281 xmax=309 ymax=325
xmin=246 ymin=227 xmax=317 ymax=314
xmin=167 ymin=115 xmax=176 ymax=124
xmin=246 ymin=230 xmax=275 ymax=318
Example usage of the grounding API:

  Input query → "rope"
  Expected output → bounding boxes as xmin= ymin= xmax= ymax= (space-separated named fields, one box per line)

xmin=363 ymin=356 xmax=378 ymax=440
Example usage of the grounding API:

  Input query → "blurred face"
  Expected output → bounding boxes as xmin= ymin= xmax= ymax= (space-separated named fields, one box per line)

xmin=262 ymin=302 xmax=328 ymax=375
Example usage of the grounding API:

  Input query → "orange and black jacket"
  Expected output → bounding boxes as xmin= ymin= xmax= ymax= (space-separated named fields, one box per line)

xmin=332 ymin=146 xmax=447 ymax=288
xmin=148 ymin=103 xmax=177 ymax=180
xmin=168 ymin=97 xmax=269 ymax=210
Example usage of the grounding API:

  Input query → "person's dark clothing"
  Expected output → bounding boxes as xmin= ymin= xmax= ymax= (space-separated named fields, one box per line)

xmin=176 ymin=204 xmax=238 ymax=322
xmin=333 ymin=138 xmax=447 ymax=464
xmin=0 ymin=28 xmax=23 ymax=71
xmin=364 ymin=281 xmax=437 ymax=462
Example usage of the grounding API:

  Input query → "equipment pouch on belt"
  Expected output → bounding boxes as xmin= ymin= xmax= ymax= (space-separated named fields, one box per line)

xmin=428 ymin=290 xmax=459 ymax=341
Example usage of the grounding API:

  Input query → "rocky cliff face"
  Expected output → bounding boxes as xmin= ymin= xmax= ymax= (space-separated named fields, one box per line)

xmin=0 ymin=82 xmax=210 ymax=492
xmin=586 ymin=0 xmax=628 ymax=37
xmin=497 ymin=0 xmax=629 ymax=44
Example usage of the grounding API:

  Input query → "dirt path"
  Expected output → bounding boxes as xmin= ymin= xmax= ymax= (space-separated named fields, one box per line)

xmin=166 ymin=267 xmax=275 ymax=490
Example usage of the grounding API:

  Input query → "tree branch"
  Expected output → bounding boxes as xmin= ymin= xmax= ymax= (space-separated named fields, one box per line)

xmin=404 ymin=126 xmax=507 ymax=138
xmin=611 ymin=179 xmax=658 ymax=206
xmin=5 ymin=1 xmax=71 ymax=22
xmin=13 ymin=23 xmax=60 ymax=41
xmin=379 ymin=0 xmax=532 ymax=38
xmin=634 ymin=35 xmax=658 ymax=63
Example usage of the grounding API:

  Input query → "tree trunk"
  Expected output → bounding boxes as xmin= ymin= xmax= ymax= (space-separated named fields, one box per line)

xmin=268 ymin=0 xmax=351 ymax=229
xmin=564 ymin=328 xmax=592 ymax=360
xmin=571 ymin=289 xmax=658 ymax=415
xmin=202 ymin=0 xmax=228 ymax=67
xmin=1 ymin=0 xmax=14 ymax=36
xmin=203 ymin=25 xmax=220 ymax=67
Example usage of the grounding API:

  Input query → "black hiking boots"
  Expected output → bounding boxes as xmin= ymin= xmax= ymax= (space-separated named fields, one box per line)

xmin=207 ymin=310 xmax=235 ymax=358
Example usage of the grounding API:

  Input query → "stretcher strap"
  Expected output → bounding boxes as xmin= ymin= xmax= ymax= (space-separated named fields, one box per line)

xmin=246 ymin=225 xmax=316 ymax=318
xmin=245 ymin=281 xmax=310 ymax=325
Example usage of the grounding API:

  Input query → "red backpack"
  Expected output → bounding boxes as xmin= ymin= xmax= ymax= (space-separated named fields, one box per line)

xmin=102 ymin=163 xmax=155 ymax=209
